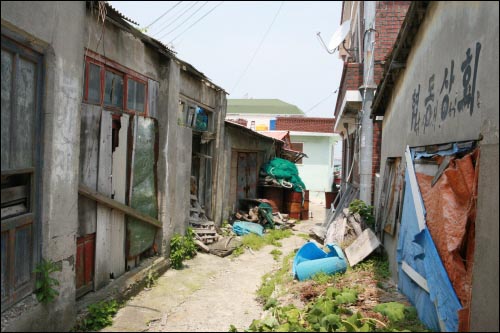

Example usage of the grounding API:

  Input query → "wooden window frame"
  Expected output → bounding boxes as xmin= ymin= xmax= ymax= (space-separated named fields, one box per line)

xmin=1 ymin=32 xmax=44 ymax=310
xmin=83 ymin=50 xmax=149 ymax=116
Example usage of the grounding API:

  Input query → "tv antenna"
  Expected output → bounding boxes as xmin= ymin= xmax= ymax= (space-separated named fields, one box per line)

xmin=317 ymin=19 xmax=351 ymax=54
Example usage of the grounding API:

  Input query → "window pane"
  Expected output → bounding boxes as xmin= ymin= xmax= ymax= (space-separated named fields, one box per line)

xmin=104 ymin=70 xmax=123 ymax=108
xmin=1 ymin=49 xmax=13 ymax=170
xmin=87 ymin=63 xmax=101 ymax=103
xmin=127 ymin=78 xmax=145 ymax=112
xmin=12 ymin=57 xmax=36 ymax=169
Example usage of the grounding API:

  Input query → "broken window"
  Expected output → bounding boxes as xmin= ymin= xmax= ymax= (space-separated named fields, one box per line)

xmin=83 ymin=53 xmax=149 ymax=115
xmin=127 ymin=78 xmax=145 ymax=113
xmin=1 ymin=34 xmax=43 ymax=310
xmin=104 ymin=70 xmax=123 ymax=108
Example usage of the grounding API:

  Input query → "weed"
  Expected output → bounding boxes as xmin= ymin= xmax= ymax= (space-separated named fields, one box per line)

xmin=349 ymin=199 xmax=375 ymax=228
xmin=145 ymin=268 xmax=159 ymax=289
xmin=228 ymin=324 xmax=238 ymax=332
xmin=256 ymin=251 xmax=295 ymax=304
xmin=76 ymin=300 xmax=120 ymax=331
xmin=170 ymin=227 xmax=197 ymax=269
xmin=270 ymin=249 xmax=282 ymax=261
xmin=231 ymin=246 xmax=245 ymax=258
xmin=33 ymin=258 xmax=61 ymax=304
xmin=239 ymin=229 xmax=293 ymax=252
xmin=311 ymin=272 xmax=336 ymax=285
xmin=297 ymin=233 xmax=310 ymax=240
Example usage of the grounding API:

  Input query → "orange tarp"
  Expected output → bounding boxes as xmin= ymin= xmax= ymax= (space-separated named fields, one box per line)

xmin=416 ymin=149 xmax=479 ymax=332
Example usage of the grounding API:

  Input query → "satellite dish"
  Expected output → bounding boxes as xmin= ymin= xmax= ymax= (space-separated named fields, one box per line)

xmin=328 ymin=19 xmax=351 ymax=50
xmin=316 ymin=19 xmax=351 ymax=55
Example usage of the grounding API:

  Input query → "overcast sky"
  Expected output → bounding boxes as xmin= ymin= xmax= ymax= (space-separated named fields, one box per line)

xmin=109 ymin=1 xmax=344 ymax=118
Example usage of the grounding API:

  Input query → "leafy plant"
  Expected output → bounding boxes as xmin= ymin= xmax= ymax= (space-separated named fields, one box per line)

xmin=34 ymin=258 xmax=61 ymax=304
xmin=349 ymin=199 xmax=375 ymax=228
xmin=79 ymin=300 xmax=120 ymax=331
xmin=170 ymin=227 xmax=197 ymax=269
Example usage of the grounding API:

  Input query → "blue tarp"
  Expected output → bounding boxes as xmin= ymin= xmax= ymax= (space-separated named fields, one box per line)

xmin=232 ymin=221 xmax=264 ymax=236
xmin=397 ymin=168 xmax=462 ymax=331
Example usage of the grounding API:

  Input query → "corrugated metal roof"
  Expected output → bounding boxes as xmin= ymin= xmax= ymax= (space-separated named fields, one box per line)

xmin=105 ymin=1 xmax=139 ymax=25
xmin=258 ymin=131 xmax=289 ymax=141
xmin=225 ymin=120 xmax=284 ymax=144
xmin=227 ymin=99 xmax=305 ymax=115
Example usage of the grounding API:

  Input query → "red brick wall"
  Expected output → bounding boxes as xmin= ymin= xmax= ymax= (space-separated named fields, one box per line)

xmin=373 ymin=1 xmax=411 ymax=84
xmin=334 ymin=62 xmax=363 ymax=119
xmin=276 ymin=117 xmax=335 ymax=133
xmin=371 ymin=120 xmax=383 ymax=203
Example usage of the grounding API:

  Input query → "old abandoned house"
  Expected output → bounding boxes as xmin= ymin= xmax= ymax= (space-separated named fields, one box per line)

xmin=333 ymin=1 xmax=498 ymax=331
xmin=1 ymin=1 xmax=227 ymax=331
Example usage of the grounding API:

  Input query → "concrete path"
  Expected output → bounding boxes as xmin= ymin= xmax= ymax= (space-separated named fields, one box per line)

xmin=103 ymin=202 xmax=328 ymax=332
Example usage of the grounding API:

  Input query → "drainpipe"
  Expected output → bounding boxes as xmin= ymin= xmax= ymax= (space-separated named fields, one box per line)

xmin=359 ymin=1 xmax=376 ymax=205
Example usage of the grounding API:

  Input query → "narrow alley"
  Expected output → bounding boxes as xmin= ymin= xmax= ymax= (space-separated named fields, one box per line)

xmin=103 ymin=202 xmax=325 ymax=332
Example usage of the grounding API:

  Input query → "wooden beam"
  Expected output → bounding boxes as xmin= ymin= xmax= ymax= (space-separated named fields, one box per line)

xmin=78 ymin=184 xmax=162 ymax=229
xmin=402 ymin=260 xmax=429 ymax=293
xmin=405 ymin=146 xmax=426 ymax=231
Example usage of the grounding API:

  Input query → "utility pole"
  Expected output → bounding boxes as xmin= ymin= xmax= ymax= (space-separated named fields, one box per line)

xmin=359 ymin=1 xmax=376 ymax=204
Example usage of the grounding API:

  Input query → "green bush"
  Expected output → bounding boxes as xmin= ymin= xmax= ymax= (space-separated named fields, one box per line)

xmin=170 ymin=227 xmax=197 ymax=269
xmin=349 ymin=199 xmax=375 ymax=227
xmin=79 ymin=300 xmax=120 ymax=331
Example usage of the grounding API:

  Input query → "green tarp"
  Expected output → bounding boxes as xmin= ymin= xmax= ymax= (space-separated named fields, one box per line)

xmin=127 ymin=117 xmax=158 ymax=257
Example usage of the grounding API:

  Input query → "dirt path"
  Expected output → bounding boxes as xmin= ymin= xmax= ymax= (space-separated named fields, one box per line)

xmin=103 ymin=202 xmax=326 ymax=332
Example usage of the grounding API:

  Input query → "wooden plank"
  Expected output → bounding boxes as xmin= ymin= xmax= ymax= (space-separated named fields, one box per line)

xmin=79 ymin=185 xmax=162 ymax=228
xmin=78 ymin=104 xmax=100 ymax=235
xmin=95 ymin=111 xmax=113 ymax=290
xmin=1 ymin=204 xmax=27 ymax=219
xmin=110 ymin=114 xmax=129 ymax=279
xmin=401 ymin=260 xmax=429 ymax=293
xmin=405 ymin=146 xmax=426 ymax=231
xmin=344 ymin=228 xmax=381 ymax=267
xmin=195 ymin=240 xmax=210 ymax=253
xmin=431 ymin=155 xmax=452 ymax=186
xmin=0 ymin=213 xmax=33 ymax=232
xmin=1 ymin=185 xmax=27 ymax=205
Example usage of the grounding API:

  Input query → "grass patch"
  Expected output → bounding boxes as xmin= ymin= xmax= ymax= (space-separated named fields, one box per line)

xmin=297 ymin=233 xmax=310 ymax=241
xmin=240 ymin=229 xmax=293 ymax=251
xmin=256 ymin=250 xmax=296 ymax=304
xmin=270 ymin=249 xmax=282 ymax=261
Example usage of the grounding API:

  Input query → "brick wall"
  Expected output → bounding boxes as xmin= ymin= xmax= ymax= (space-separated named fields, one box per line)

xmin=276 ymin=117 xmax=335 ymax=133
xmin=373 ymin=1 xmax=411 ymax=84
xmin=371 ymin=120 xmax=383 ymax=203
xmin=334 ymin=62 xmax=363 ymax=119
xmin=227 ymin=118 xmax=248 ymax=127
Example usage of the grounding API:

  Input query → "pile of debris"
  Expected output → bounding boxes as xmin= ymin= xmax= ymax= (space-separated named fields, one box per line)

xmin=324 ymin=208 xmax=368 ymax=248
xmin=232 ymin=199 xmax=297 ymax=230
xmin=189 ymin=177 xmax=240 ymax=257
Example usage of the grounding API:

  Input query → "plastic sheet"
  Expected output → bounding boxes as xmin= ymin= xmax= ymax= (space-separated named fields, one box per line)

xmin=416 ymin=149 xmax=479 ymax=330
xmin=398 ymin=169 xmax=462 ymax=332
xmin=127 ymin=117 xmax=158 ymax=257
xmin=232 ymin=221 xmax=264 ymax=236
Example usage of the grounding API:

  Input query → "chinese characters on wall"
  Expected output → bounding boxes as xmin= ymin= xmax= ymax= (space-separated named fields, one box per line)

xmin=410 ymin=42 xmax=481 ymax=135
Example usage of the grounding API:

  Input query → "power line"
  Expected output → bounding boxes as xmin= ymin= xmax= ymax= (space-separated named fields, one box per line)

xmin=157 ymin=1 xmax=210 ymax=40
xmin=231 ymin=1 xmax=285 ymax=93
xmin=169 ymin=1 xmax=225 ymax=44
xmin=152 ymin=1 xmax=200 ymax=37
xmin=144 ymin=1 xmax=183 ymax=30
xmin=304 ymin=89 xmax=338 ymax=115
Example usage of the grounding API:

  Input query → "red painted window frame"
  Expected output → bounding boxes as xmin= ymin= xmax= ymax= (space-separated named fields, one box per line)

xmin=83 ymin=49 xmax=149 ymax=116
